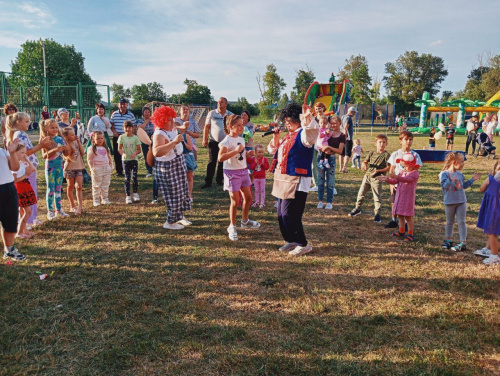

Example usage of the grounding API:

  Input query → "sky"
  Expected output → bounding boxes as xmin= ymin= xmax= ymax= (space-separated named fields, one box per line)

xmin=0 ymin=0 xmax=498 ymax=104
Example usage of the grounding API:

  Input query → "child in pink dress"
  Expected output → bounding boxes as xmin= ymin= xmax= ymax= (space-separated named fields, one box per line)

xmin=378 ymin=153 xmax=420 ymax=241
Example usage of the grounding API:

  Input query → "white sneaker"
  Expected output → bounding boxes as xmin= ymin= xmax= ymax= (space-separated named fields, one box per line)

xmin=133 ymin=193 xmax=140 ymax=202
xmin=279 ymin=242 xmax=299 ymax=252
xmin=177 ymin=216 xmax=192 ymax=226
xmin=274 ymin=202 xmax=278 ymax=208
xmin=241 ymin=219 xmax=260 ymax=228
xmin=47 ymin=211 xmax=56 ymax=220
xmin=317 ymin=202 xmax=324 ymax=209
xmin=325 ymin=203 xmax=333 ymax=210
xmin=93 ymin=202 xmax=101 ymax=207
xmin=101 ymin=199 xmax=111 ymax=205
xmin=310 ymin=186 xmax=318 ymax=192
xmin=474 ymin=247 xmax=491 ymax=258
xmin=228 ymin=225 xmax=238 ymax=241
xmin=163 ymin=221 xmax=184 ymax=230
xmin=289 ymin=244 xmax=313 ymax=256
xmin=55 ymin=210 xmax=69 ymax=218
xmin=125 ymin=196 xmax=132 ymax=204
xmin=333 ymin=188 xmax=338 ymax=195
xmin=483 ymin=254 xmax=500 ymax=265
xmin=146 ymin=173 xmax=153 ymax=178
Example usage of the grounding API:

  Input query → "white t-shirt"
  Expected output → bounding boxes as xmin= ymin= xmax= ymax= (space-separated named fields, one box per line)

xmin=0 ymin=149 xmax=14 ymax=185
xmin=486 ymin=121 xmax=498 ymax=135
xmin=388 ymin=149 xmax=422 ymax=176
xmin=153 ymin=129 xmax=183 ymax=162
xmin=12 ymin=161 xmax=26 ymax=179
xmin=219 ymin=135 xmax=247 ymax=170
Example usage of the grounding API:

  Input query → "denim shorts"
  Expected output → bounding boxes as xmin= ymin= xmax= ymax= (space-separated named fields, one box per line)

xmin=184 ymin=153 xmax=197 ymax=172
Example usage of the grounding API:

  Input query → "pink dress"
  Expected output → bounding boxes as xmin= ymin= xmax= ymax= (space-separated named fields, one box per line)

xmin=387 ymin=170 xmax=420 ymax=217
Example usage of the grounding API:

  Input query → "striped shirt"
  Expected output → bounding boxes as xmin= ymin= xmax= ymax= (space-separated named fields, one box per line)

xmin=110 ymin=110 xmax=136 ymax=135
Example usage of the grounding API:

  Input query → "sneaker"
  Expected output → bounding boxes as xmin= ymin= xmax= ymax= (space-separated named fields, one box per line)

xmin=374 ymin=214 xmax=381 ymax=223
xmin=133 ymin=193 xmax=140 ymax=202
xmin=177 ymin=216 xmax=192 ymax=226
xmin=317 ymin=202 xmax=324 ymax=209
xmin=93 ymin=202 xmax=101 ymax=207
xmin=101 ymin=199 xmax=111 ymax=205
xmin=274 ymin=202 xmax=278 ymax=208
xmin=279 ymin=242 xmax=299 ymax=252
xmin=163 ymin=221 xmax=184 ymax=230
xmin=3 ymin=247 xmax=26 ymax=261
xmin=47 ymin=211 xmax=56 ymax=220
xmin=32 ymin=219 xmax=42 ymax=226
xmin=115 ymin=173 xmax=124 ymax=178
xmin=385 ymin=220 xmax=398 ymax=228
xmin=201 ymin=183 xmax=212 ymax=189
xmin=451 ymin=242 xmax=466 ymax=252
xmin=441 ymin=240 xmax=453 ymax=250
xmin=473 ymin=247 xmax=491 ymax=258
xmin=324 ymin=162 xmax=331 ymax=169
xmin=146 ymin=173 xmax=153 ymax=178
xmin=125 ymin=196 xmax=132 ymax=204
xmin=483 ymin=255 xmax=500 ymax=265
xmin=241 ymin=219 xmax=260 ymax=229
xmin=325 ymin=203 xmax=333 ymax=210
xmin=310 ymin=186 xmax=318 ymax=192
xmin=258 ymin=204 xmax=265 ymax=209
xmin=70 ymin=206 xmax=77 ymax=213
xmin=333 ymin=188 xmax=338 ymax=195
xmin=289 ymin=244 xmax=313 ymax=256
xmin=55 ymin=210 xmax=69 ymax=218
xmin=251 ymin=202 xmax=259 ymax=208
xmin=348 ymin=208 xmax=361 ymax=217
xmin=228 ymin=225 xmax=238 ymax=241
xmin=151 ymin=199 xmax=159 ymax=204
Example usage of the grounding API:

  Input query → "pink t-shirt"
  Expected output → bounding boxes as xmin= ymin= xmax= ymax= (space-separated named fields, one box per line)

xmin=88 ymin=146 xmax=110 ymax=167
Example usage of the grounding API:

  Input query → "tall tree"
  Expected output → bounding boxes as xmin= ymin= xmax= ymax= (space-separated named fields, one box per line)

xmin=463 ymin=67 xmax=490 ymax=101
xmin=383 ymin=51 xmax=448 ymax=111
xmin=338 ymin=55 xmax=372 ymax=104
xmin=110 ymin=83 xmax=131 ymax=104
xmin=179 ymin=79 xmax=211 ymax=104
xmin=257 ymin=64 xmax=286 ymax=117
xmin=291 ymin=66 xmax=315 ymax=103
xmin=479 ymin=54 xmax=500 ymax=99
xmin=130 ymin=82 xmax=167 ymax=109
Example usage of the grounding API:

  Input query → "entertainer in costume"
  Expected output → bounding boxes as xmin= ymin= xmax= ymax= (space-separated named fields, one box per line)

xmin=268 ymin=103 xmax=319 ymax=256
xmin=151 ymin=106 xmax=192 ymax=230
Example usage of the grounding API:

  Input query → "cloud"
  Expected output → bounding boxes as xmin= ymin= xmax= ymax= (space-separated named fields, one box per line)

xmin=0 ymin=2 xmax=55 ymax=29
xmin=429 ymin=40 xmax=444 ymax=47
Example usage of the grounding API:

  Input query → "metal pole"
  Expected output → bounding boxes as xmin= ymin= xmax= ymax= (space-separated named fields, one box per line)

xmin=41 ymin=40 xmax=47 ymax=79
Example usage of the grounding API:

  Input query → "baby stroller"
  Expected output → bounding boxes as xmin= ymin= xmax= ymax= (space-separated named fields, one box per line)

xmin=475 ymin=132 xmax=496 ymax=159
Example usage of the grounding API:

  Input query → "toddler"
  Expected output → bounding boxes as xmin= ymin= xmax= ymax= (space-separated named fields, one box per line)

xmin=446 ymin=123 xmax=456 ymax=151
xmin=351 ymin=139 xmax=363 ymax=169
xmin=87 ymin=131 xmax=113 ymax=206
xmin=62 ymin=128 xmax=85 ymax=214
xmin=315 ymin=116 xmax=332 ymax=169
xmin=248 ymin=144 xmax=269 ymax=208
xmin=118 ymin=120 xmax=142 ymax=204
xmin=439 ymin=152 xmax=481 ymax=252
xmin=429 ymin=127 xmax=436 ymax=149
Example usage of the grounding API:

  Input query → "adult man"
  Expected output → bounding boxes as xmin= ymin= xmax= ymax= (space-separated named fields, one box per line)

xmin=110 ymin=99 xmax=136 ymax=177
xmin=465 ymin=112 xmax=480 ymax=155
xmin=339 ymin=106 xmax=356 ymax=173
xmin=201 ymin=97 xmax=232 ymax=188
xmin=137 ymin=106 xmax=155 ymax=177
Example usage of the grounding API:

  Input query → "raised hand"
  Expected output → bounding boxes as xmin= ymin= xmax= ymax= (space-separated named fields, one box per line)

xmin=7 ymin=138 xmax=20 ymax=153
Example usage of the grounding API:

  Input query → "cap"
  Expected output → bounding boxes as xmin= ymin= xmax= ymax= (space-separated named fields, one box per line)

xmin=57 ymin=108 xmax=68 ymax=116
xmin=119 ymin=98 xmax=129 ymax=104
xmin=472 ymin=112 xmax=479 ymax=116
xmin=347 ymin=106 xmax=357 ymax=113
xmin=396 ymin=153 xmax=419 ymax=168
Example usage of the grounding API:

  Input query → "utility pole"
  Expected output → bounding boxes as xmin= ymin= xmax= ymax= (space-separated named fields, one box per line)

xmin=40 ymin=39 xmax=49 ymax=108
xmin=41 ymin=39 xmax=47 ymax=78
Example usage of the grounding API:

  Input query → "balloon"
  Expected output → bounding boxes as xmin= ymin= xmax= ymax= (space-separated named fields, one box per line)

xmin=466 ymin=122 xmax=474 ymax=132
xmin=438 ymin=123 xmax=445 ymax=132
xmin=434 ymin=131 xmax=443 ymax=140
xmin=137 ymin=127 xmax=152 ymax=145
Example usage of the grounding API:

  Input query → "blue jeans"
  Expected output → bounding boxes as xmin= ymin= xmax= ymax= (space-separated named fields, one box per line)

xmin=317 ymin=155 xmax=336 ymax=203
xmin=141 ymin=143 xmax=153 ymax=174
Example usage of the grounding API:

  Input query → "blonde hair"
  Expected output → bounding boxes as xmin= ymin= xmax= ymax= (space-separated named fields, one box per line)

xmin=254 ymin=144 xmax=265 ymax=152
xmin=354 ymin=138 xmax=361 ymax=145
xmin=223 ymin=114 xmax=241 ymax=134
xmin=442 ymin=152 xmax=464 ymax=171
xmin=330 ymin=115 xmax=341 ymax=124
xmin=15 ymin=143 xmax=26 ymax=152
xmin=318 ymin=115 xmax=329 ymax=124
xmin=61 ymin=127 xmax=76 ymax=161
xmin=91 ymin=131 xmax=110 ymax=156
xmin=39 ymin=119 xmax=59 ymax=150
xmin=5 ymin=112 xmax=30 ymax=143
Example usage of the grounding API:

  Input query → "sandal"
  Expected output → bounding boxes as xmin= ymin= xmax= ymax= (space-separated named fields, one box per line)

xmin=392 ymin=230 xmax=405 ymax=237
xmin=403 ymin=234 xmax=415 ymax=242
xmin=16 ymin=233 xmax=33 ymax=239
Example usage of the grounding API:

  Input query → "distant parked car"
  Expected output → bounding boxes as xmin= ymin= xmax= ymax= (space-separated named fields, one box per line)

xmin=405 ymin=117 xmax=420 ymax=127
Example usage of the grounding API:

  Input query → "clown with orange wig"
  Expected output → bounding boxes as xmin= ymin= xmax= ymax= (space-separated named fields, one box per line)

xmin=151 ymin=106 xmax=192 ymax=230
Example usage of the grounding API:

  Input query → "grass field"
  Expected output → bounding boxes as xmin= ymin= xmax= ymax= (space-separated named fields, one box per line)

xmin=1 ymin=127 xmax=499 ymax=375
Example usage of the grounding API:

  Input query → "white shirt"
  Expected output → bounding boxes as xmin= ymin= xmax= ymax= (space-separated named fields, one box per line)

xmin=486 ymin=121 xmax=497 ymax=135
xmin=219 ymin=135 xmax=247 ymax=170
xmin=388 ymin=149 xmax=422 ymax=176
xmin=154 ymin=129 xmax=183 ymax=162
xmin=0 ymin=149 xmax=14 ymax=185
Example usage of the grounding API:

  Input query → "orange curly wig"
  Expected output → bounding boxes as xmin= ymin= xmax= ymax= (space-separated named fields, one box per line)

xmin=151 ymin=106 xmax=177 ymax=129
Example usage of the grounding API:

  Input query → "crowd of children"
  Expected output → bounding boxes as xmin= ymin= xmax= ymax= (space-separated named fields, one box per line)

xmin=1 ymin=109 xmax=499 ymax=265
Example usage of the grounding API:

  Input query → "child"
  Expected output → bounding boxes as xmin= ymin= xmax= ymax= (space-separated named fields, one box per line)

xmin=439 ymin=152 xmax=481 ymax=251
xmin=476 ymin=162 xmax=500 ymax=265
xmin=351 ymin=139 xmax=363 ymax=169
xmin=349 ymin=134 xmax=391 ymax=223
xmin=61 ymin=128 xmax=85 ymax=215
xmin=218 ymin=114 xmax=260 ymax=241
xmin=40 ymin=119 xmax=70 ymax=220
xmin=446 ymin=123 xmax=456 ymax=151
xmin=118 ymin=120 xmax=142 ymax=204
xmin=179 ymin=123 xmax=197 ymax=201
xmin=385 ymin=131 xmax=422 ymax=228
xmin=1 ymin=138 xmax=26 ymax=261
xmin=87 ymin=131 xmax=113 ymax=206
xmin=378 ymin=153 xmax=420 ymax=241
xmin=429 ymin=127 xmax=436 ymax=149
xmin=248 ymin=144 xmax=269 ymax=209
xmin=315 ymin=116 xmax=332 ymax=169
xmin=12 ymin=144 xmax=37 ymax=238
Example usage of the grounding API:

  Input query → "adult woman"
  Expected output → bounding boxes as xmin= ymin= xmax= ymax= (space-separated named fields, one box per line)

xmin=241 ymin=110 xmax=255 ymax=151
xmin=1 ymin=103 xmax=18 ymax=139
xmin=57 ymin=108 xmax=77 ymax=134
xmin=137 ymin=106 xmax=155 ymax=177
xmin=268 ymin=103 xmax=319 ymax=256
xmin=317 ymin=115 xmax=345 ymax=210
xmin=86 ymin=103 xmax=113 ymax=153
xmin=485 ymin=114 xmax=498 ymax=142
xmin=310 ymin=102 xmax=326 ymax=192
xmin=151 ymin=106 xmax=192 ymax=230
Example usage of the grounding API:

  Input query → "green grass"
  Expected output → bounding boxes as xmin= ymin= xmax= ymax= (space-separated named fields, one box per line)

xmin=1 ymin=128 xmax=500 ymax=375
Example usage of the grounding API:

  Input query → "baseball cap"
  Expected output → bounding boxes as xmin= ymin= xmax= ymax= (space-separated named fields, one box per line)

xmin=57 ymin=108 xmax=68 ymax=117
xmin=348 ymin=106 xmax=357 ymax=113
xmin=119 ymin=98 xmax=129 ymax=104
xmin=472 ymin=112 xmax=479 ymax=116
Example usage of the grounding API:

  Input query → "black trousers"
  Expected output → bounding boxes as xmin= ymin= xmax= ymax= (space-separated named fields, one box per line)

xmin=113 ymin=136 xmax=123 ymax=175
xmin=465 ymin=133 xmax=477 ymax=154
xmin=205 ymin=140 xmax=224 ymax=185
xmin=277 ymin=191 xmax=308 ymax=246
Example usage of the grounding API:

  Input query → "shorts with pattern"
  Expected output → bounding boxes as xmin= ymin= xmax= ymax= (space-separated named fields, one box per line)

xmin=64 ymin=169 xmax=85 ymax=179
